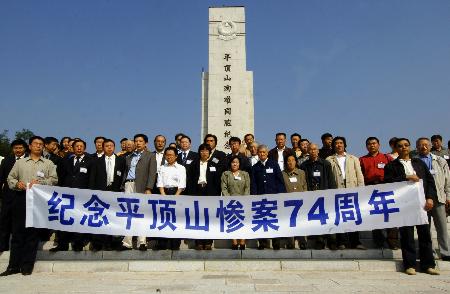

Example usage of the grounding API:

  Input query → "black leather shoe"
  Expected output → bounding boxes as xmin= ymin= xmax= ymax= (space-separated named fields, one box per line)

xmin=49 ymin=246 xmax=68 ymax=252
xmin=272 ymin=245 xmax=280 ymax=250
xmin=138 ymin=244 xmax=147 ymax=251
xmin=0 ymin=268 xmax=20 ymax=277
xmin=257 ymin=244 xmax=265 ymax=250
xmin=299 ymin=243 xmax=307 ymax=250
xmin=21 ymin=267 xmax=33 ymax=276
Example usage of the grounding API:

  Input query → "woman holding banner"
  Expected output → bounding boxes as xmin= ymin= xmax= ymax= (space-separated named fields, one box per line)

xmin=221 ymin=155 xmax=250 ymax=250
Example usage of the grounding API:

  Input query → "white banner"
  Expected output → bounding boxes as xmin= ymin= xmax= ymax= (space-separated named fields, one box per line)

xmin=26 ymin=181 xmax=428 ymax=239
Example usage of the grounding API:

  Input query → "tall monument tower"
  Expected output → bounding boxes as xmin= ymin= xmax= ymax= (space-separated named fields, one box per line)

xmin=201 ymin=6 xmax=254 ymax=152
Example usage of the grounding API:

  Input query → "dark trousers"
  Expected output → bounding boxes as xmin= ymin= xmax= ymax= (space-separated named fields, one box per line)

xmin=399 ymin=225 xmax=435 ymax=270
xmin=194 ymin=185 xmax=213 ymax=248
xmin=372 ymin=228 xmax=399 ymax=247
xmin=336 ymin=232 xmax=362 ymax=248
xmin=0 ymin=191 xmax=14 ymax=251
xmin=55 ymin=231 xmax=86 ymax=250
xmin=8 ymin=191 xmax=39 ymax=270
xmin=155 ymin=187 xmax=181 ymax=250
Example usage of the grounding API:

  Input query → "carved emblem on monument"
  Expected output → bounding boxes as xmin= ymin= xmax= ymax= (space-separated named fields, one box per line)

xmin=217 ymin=21 xmax=237 ymax=40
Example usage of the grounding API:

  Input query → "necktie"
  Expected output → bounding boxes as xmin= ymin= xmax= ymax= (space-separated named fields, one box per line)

xmin=74 ymin=156 xmax=81 ymax=172
xmin=107 ymin=157 xmax=113 ymax=186
xmin=182 ymin=152 xmax=187 ymax=164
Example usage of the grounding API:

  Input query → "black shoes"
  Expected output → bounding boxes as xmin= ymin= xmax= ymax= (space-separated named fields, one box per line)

xmin=21 ymin=267 xmax=33 ymax=276
xmin=0 ymin=268 xmax=20 ymax=277
xmin=138 ymin=244 xmax=147 ymax=251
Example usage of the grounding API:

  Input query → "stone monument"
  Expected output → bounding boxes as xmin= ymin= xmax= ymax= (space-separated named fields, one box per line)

xmin=201 ymin=6 xmax=254 ymax=152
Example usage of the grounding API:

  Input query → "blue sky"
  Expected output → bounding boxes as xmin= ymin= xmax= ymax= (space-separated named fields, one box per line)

xmin=1 ymin=1 xmax=449 ymax=155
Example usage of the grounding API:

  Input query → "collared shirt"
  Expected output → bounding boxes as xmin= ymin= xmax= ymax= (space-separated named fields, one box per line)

xmin=431 ymin=147 xmax=450 ymax=160
xmin=277 ymin=148 xmax=285 ymax=171
xmin=8 ymin=157 xmax=58 ymax=190
xmin=336 ymin=153 xmax=347 ymax=180
xmin=105 ymin=154 xmax=116 ymax=186
xmin=73 ymin=154 xmax=85 ymax=166
xmin=359 ymin=152 xmax=391 ymax=184
xmin=126 ymin=151 xmax=143 ymax=180
xmin=157 ymin=162 xmax=186 ymax=189
xmin=250 ymin=155 xmax=259 ymax=166
xmin=297 ymin=154 xmax=309 ymax=167
xmin=96 ymin=152 xmax=104 ymax=158
xmin=43 ymin=150 xmax=51 ymax=159
xmin=399 ymin=159 xmax=415 ymax=176
xmin=155 ymin=151 xmax=164 ymax=171
xmin=260 ymin=158 xmax=268 ymax=166
xmin=198 ymin=160 xmax=208 ymax=184
xmin=419 ymin=154 xmax=433 ymax=171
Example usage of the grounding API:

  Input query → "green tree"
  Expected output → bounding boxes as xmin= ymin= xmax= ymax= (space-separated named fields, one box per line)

xmin=15 ymin=128 xmax=35 ymax=142
xmin=0 ymin=130 xmax=11 ymax=157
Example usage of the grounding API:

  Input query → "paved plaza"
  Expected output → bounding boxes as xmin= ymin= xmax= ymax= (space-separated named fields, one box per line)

xmin=0 ymin=268 xmax=449 ymax=293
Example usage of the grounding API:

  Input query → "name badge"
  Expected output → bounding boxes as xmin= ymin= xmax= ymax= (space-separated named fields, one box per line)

xmin=234 ymin=176 xmax=241 ymax=181
xmin=209 ymin=166 xmax=216 ymax=172
xmin=266 ymin=168 xmax=273 ymax=174
xmin=116 ymin=171 xmax=122 ymax=176
xmin=80 ymin=167 xmax=88 ymax=173
xmin=36 ymin=171 xmax=45 ymax=178
xmin=377 ymin=163 xmax=385 ymax=169
xmin=289 ymin=177 xmax=297 ymax=183
xmin=430 ymin=170 xmax=436 ymax=175
xmin=313 ymin=171 xmax=321 ymax=177
xmin=444 ymin=155 xmax=449 ymax=160
xmin=212 ymin=157 xmax=219 ymax=164
xmin=186 ymin=160 xmax=192 ymax=165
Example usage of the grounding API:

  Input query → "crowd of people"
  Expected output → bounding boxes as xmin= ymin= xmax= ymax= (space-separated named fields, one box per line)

xmin=0 ymin=132 xmax=448 ymax=276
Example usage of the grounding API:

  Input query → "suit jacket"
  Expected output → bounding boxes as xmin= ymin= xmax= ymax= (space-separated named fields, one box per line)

xmin=300 ymin=158 xmax=337 ymax=191
xmin=210 ymin=149 xmax=227 ymax=171
xmin=221 ymin=170 xmax=250 ymax=196
xmin=384 ymin=158 xmax=438 ymax=201
xmin=251 ymin=159 xmax=286 ymax=195
xmin=177 ymin=150 xmax=199 ymax=194
xmin=123 ymin=150 xmax=157 ymax=193
xmin=89 ymin=155 xmax=126 ymax=192
xmin=268 ymin=147 xmax=296 ymax=163
xmin=0 ymin=154 xmax=28 ymax=196
xmin=60 ymin=153 xmax=94 ymax=189
xmin=326 ymin=153 xmax=365 ymax=188
xmin=187 ymin=159 xmax=221 ymax=196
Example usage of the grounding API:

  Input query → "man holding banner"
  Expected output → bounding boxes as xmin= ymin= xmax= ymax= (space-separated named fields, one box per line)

xmin=1 ymin=136 xmax=57 ymax=276
xmin=384 ymin=138 xmax=439 ymax=275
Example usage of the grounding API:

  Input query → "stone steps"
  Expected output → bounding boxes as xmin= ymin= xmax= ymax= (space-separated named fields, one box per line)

xmin=0 ymin=259 xmax=449 ymax=273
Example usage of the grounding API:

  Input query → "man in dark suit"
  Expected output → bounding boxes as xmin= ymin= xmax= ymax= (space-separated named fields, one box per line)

xmin=152 ymin=135 xmax=166 ymax=194
xmin=268 ymin=133 xmax=296 ymax=172
xmin=50 ymin=139 xmax=94 ymax=252
xmin=225 ymin=137 xmax=251 ymax=174
xmin=0 ymin=139 xmax=28 ymax=253
xmin=384 ymin=138 xmax=439 ymax=275
xmin=177 ymin=135 xmax=199 ymax=195
xmin=120 ymin=133 xmax=157 ymax=251
xmin=251 ymin=144 xmax=286 ymax=250
xmin=204 ymin=134 xmax=226 ymax=171
xmin=88 ymin=139 xmax=126 ymax=250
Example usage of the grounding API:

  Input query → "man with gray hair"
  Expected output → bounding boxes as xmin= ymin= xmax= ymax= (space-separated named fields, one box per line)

xmin=251 ymin=144 xmax=286 ymax=250
xmin=415 ymin=137 xmax=450 ymax=261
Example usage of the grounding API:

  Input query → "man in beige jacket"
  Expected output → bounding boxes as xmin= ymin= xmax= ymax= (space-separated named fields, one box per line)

xmin=326 ymin=136 xmax=366 ymax=250
xmin=416 ymin=137 xmax=450 ymax=261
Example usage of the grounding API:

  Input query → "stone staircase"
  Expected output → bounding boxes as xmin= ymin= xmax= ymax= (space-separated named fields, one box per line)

xmin=0 ymin=218 xmax=448 ymax=273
